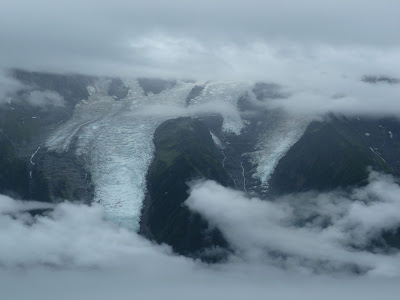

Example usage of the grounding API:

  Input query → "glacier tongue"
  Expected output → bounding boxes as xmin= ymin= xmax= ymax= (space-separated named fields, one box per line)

xmin=45 ymin=78 xmax=309 ymax=229
xmin=250 ymin=109 xmax=310 ymax=190
xmin=45 ymin=79 xmax=251 ymax=230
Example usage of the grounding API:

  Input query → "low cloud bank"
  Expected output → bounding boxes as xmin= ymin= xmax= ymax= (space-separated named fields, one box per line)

xmin=0 ymin=72 xmax=65 ymax=108
xmin=1 ymin=172 xmax=400 ymax=299
xmin=1 ymin=172 xmax=400 ymax=275
xmin=186 ymin=171 xmax=400 ymax=276
xmin=0 ymin=70 xmax=22 ymax=102
xmin=25 ymin=90 xmax=65 ymax=107
xmin=0 ymin=194 xmax=180 ymax=269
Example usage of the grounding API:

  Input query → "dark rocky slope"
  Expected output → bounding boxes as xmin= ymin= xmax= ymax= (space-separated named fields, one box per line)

xmin=0 ymin=133 xmax=34 ymax=199
xmin=0 ymin=70 xmax=96 ymax=202
xmin=140 ymin=117 xmax=232 ymax=260
xmin=268 ymin=116 xmax=396 ymax=195
xmin=267 ymin=115 xmax=400 ymax=253
xmin=137 ymin=78 xmax=177 ymax=95
xmin=108 ymin=78 xmax=129 ymax=100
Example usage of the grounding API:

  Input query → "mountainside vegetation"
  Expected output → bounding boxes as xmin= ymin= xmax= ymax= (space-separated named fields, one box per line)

xmin=140 ymin=117 xmax=231 ymax=260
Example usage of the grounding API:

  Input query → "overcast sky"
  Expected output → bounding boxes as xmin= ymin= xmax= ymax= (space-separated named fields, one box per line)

xmin=1 ymin=0 xmax=399 ymax=79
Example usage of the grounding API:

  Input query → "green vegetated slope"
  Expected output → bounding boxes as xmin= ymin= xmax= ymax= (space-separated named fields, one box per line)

xmin=140 ymin=117 xmax=231 ymax=260
xmin=269 ymin=116 xmax=395 ymax=194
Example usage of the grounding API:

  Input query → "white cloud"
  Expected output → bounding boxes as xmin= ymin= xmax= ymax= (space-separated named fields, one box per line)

xmin=186 ymin=171 xmax=400 ymax=275
xmin=1 ymin=179 xmax=400 ymax=299
xmin=1 ymin=172 xmax=400 ymax=275
xmin=0 ymin=70 xmax=23 ymax=103
xmin=26 ymin=90 xmax=65 ymax=107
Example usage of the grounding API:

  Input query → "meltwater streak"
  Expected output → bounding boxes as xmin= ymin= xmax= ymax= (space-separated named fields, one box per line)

xmin=46 ymin=79 xmax=252 ymax=230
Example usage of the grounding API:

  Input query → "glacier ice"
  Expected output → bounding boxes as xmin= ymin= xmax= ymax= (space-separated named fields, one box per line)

xmin=45 ymin=78 xmax=309 ymax=230
xmin=45 ymin=79 xmax=253 ymax=230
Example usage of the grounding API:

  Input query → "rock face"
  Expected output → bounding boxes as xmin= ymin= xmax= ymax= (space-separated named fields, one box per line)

xmin=137 ymin=78 xmax=177 ymax=95
xmin=0 ymin=133 xmax=32 ymax=199
xmin=268 ymin=116 xmax=396 ymax=194
xmin=108 ymin=78 xmax=129 ymax=100
xmin=185 ymin=84 xmax=204 ymax=106
xmin=140 ymin=117 xmax=231 ymax=260
xmin=0 ymin=70 xmax=95 ymax=202
xmin=33 ymin=146 xmax=94 ymax=203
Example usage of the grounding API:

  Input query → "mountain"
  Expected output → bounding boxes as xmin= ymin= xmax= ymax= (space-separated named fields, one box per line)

xmin=1 ymin=70 xmax=399 ymax=260
xmin=268 ymin=115 xmax=398 ymax=194
xmin=140 ymin=117 xmax=231 ymax=260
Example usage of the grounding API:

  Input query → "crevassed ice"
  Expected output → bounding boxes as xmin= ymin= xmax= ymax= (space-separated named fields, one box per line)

xmin=251 ymin=109 xmax=310 ymax=189
xmin=45 ymin=79 xmax=250 ymax=230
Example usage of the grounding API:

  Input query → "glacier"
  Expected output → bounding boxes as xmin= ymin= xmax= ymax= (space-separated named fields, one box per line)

xmin=45 ymin=78 xmax=309 ymax=230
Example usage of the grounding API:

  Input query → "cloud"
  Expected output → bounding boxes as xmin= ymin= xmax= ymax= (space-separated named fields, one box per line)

xmin=0 ymin=0 xmax=399 ymax=78
xmin=1 ymin=172 xmax=400 ymax=275
xmin=0 ymin=75 xmax=65 ymax=108
xmin=25 ymin=90 xmax=65 ymax=107
xmin=264 ymin=76 xmax=400 ymax=118
xmin=0 ymin=194 xmax=177 ymax=268
xmin=1 ymin=175 xmax=400 ymax=299
xmin=0 ymin=70 xmax=23 ymax=103
xmin=0 ymin=194 xmax=54 ymax=214
xmin=186 ymin=171 xmax=400 ymax=275
xmin=1 ymin=1 xmax=399 ymax=118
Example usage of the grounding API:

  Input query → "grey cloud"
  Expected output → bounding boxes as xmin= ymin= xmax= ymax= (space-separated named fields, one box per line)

xmin=1 ymin=1 xmax=400 ymax=119
xmin=0 ymin=0 xmax=399 ymax=77
xmin=362 ymin=75 xmax=400 ymax=85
